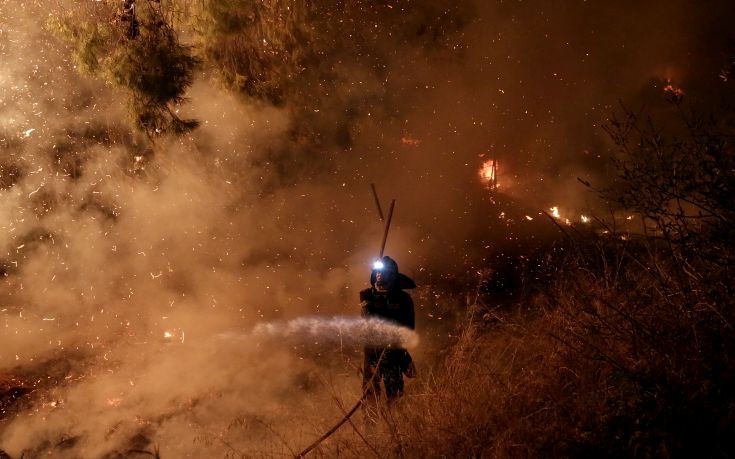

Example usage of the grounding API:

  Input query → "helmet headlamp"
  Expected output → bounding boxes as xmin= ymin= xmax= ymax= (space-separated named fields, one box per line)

xmin=373 ymin=260 xmax=385 ymax=270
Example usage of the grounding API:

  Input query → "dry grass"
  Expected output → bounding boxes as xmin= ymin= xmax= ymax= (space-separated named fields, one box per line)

xmin=306 ymin=233 xmax=734 ymax=457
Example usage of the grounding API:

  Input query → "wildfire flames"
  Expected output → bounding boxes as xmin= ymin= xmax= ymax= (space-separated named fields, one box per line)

xmin=548 ymin=206 xmax=578 ymax=226
xmin=479 ymin=159 xmax=499 ymax=189
xmin=664 ymin=83 xmax=685 ymax=102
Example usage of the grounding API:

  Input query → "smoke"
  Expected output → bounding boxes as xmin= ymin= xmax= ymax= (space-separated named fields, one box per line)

xmin=0 ymin=2 xmax=420 ymax=454
xmin=247 ymin=316 xmax=419 ymax=349
xmin=0 ymin=331 xmax=350 ymax=457
xmin=2 ymin=0 xmax=735 ymax=456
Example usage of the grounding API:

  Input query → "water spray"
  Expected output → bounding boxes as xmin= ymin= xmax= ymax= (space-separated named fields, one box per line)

xmin=249 ymin=315 xmax=419 ymax=349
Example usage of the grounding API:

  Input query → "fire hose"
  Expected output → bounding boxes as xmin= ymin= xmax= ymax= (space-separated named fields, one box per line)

xmin=297 ymin=185 xmax=397 ymax=457
xmin=295 ymin=349 xmax=386 ymax=458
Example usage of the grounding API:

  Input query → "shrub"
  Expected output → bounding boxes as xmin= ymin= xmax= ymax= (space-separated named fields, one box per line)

xmin=48 ymin=2 xmax=199 ymax=137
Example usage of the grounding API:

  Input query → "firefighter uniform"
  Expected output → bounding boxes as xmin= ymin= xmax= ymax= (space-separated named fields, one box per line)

xmin=360 ymin=256 xmax=416 ymax=400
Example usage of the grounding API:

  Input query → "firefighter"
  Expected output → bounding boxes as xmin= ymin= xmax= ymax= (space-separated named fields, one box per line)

xmin=361 ymin=256 xmax=416 ymax=402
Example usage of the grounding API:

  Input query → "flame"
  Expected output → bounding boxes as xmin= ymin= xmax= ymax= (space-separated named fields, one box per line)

xmin=663 ymin=84 xmax=684 ymax=96
xmin=663 ymin=83 xmax=684 ymax=102
xmin=549 ymin=206 xmax=571 ymax=225
xmin=479 ymin=159 xmax=499 ymax=187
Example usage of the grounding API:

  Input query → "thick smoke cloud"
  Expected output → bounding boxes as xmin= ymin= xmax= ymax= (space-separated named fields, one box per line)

xmin=1 ymin=0 xmax=734 ymax=456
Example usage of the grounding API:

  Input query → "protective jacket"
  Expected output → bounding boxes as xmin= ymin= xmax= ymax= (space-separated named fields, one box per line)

xmin=361 ymin=284 xmax=416 ymax=400
xmin=360 ymin=287 xmax=415 ymax=330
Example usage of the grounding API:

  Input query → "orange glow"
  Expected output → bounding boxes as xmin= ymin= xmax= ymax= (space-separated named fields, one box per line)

xmin=400 ymin=135 xmax=421 ymax=146
xmin=663 ymin=83 xmax=684 ymax=101
xmin=479 ymin=159 xmax=499 ymax=189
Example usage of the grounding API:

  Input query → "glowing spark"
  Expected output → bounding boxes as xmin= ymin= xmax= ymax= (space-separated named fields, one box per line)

xmin=580 ymin=215 xmax=590 ymax=223
xmin=550 ymin=206 xmax=560 ymax=218
xmin=163 ymin=331 xmax=173 ymax=339
xmin=400 ymin=136 xmax=421 ymax=146
xmin=42 ymin=400 xmax=61 ymax=409
xmin=525 ymin=215 xmax=534 ymax=221
xmin=626 ymin=215 xmax=634 ymax=220
xmin=28 ymin=184 xmax=44 ymax=197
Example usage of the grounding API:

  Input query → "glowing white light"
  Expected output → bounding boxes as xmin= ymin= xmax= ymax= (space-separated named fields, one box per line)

xmin=163 ymin=331 xmax=173 ymax=339
xmin=581 ymin=215 xmax=590 ymax=223
xmin=373 ymin=260 xmax=384 ymax=270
